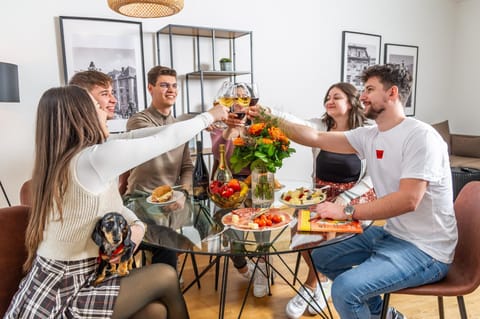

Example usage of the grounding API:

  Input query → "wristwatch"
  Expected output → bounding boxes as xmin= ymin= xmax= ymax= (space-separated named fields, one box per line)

xmin=344 ymin=205 xmax=355 ymax=221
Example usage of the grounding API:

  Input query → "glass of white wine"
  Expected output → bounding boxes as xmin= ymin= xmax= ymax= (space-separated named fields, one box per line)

xmin=213 ymin=81 xmax=235 ymax=129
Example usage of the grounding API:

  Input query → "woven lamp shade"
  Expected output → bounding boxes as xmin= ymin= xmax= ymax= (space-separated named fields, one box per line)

xmin=107 ymin=0 xmax=184 ymax=18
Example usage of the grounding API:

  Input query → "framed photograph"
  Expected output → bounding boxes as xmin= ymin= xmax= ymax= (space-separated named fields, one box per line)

xmin=384 ymin=43 xmax=419 ymax=116
xmin=59 ymin=16 xmax=147 ymax=132
xmin=341 ymin=31 xmax=382 ymax=91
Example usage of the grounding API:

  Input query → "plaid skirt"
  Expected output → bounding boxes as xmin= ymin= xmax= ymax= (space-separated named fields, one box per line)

xmin=4 ymin=256 xmax=121 ymax=319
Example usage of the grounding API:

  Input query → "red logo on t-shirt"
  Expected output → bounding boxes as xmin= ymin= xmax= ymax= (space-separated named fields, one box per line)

xmin=376 ymin=150 xmax=384 ymax=159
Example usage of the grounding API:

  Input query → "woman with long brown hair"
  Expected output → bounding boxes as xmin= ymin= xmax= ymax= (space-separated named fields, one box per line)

xmin=5 ymin=85 xmax=227 ymax=319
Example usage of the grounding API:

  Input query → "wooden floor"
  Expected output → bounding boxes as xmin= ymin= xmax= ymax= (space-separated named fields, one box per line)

xmin=180 ymin=253 xmax=480 ymax=319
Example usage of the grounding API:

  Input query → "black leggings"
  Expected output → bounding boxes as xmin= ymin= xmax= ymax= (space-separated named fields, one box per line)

xmin=112 ymin=263 xmax=189 ymax=319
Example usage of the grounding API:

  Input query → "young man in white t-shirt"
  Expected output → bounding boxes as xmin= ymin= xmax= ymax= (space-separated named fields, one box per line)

xmin=276 ymin=64 xmax=457 ymax=319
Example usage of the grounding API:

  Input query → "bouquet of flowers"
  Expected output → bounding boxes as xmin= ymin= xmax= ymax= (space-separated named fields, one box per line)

xmin=230 ymin=116 xmax=296 ymax=174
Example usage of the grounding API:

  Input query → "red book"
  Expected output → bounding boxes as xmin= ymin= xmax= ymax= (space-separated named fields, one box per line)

xmin=297 ymin=209 xmax=363 ymax=233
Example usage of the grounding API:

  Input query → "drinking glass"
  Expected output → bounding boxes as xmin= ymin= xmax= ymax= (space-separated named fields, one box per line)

xmin=248 ymin=82 xmax=260 ymax=106
xmin=231 ymin=82 xmax=251 ymax=121
xmin=213 ymin=81 xmax=235 ymax=129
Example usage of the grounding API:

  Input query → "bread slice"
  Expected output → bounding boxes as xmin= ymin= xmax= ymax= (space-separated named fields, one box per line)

xmin=151 ymin=185 xmax=173 ymax=202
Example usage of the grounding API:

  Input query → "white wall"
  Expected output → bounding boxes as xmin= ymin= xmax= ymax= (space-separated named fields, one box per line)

xmin=0 ymin=0 xmax=471 ymax=206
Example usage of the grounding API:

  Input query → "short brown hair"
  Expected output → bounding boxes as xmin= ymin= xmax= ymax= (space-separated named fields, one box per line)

xmin=147 ymin=66 xmax=177 ymax=86
xmin=361 ymin=64 xmax=413 ymax=105
xmin=68 ymin=70 xmax=112 ymax=92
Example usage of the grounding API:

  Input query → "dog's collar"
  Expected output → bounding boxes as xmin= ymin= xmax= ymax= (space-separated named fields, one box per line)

xmin=98 ymin=243 xmax=125 ymax=261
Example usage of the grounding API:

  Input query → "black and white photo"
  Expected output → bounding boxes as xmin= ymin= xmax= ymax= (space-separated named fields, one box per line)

xmin=341 ymin=31 xmax=382 ymax=90
xmin=59 ymin=16 xmax=146 ymax=132
xmin=384 ymin=43 xmax=419 ymax=116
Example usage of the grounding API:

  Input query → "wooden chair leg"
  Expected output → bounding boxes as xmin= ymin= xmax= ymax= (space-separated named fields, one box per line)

xmin=438 ymin=296 xmax=445 ymax=319
xmin=380 ymin=293 xmax=391 ymax=319
xmin=457 ymin=296 xmax=468 ymax=319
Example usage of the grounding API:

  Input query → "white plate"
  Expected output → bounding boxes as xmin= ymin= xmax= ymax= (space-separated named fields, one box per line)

xmin=146 ymin=190 xmax=183 ymax=206
xmin=221 ymin=207 xmax=292 ymax=232
xmin=279 ymin=188 xmax=326 ymax=208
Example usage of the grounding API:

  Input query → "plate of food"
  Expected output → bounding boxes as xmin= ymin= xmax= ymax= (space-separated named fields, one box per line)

xmin=146 ymin=185 xmax=183 ymax=206
xmin=279 ymin=187 xmax=327 ymax=208
xmin=221 ymin=207 xmax=292 ymax=232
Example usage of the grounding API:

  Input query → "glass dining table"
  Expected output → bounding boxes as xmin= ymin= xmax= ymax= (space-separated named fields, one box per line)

xmin=125 ymin=179 xmax=372 ymax=319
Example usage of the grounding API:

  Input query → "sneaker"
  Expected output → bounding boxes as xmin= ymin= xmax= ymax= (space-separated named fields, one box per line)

xmin=307 ymin=280 xmax=331 ymax=315
xmin=253 ymin=261 xmax=268 ymax=298
xmin=239 ymin=259 xmax=255 ymax=280
xmin=285 ymin=286 xmax=315 ymax=319
xmin=386 ymin=307 xmax=407 ymax=319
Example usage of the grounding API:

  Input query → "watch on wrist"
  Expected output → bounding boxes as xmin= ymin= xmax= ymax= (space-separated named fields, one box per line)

xmin=344 ymin=204 xmax=355 ymax=221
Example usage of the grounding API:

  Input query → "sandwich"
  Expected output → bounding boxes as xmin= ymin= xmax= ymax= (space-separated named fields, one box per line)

xmin=151 ymin=185 xmax=173 ymax=203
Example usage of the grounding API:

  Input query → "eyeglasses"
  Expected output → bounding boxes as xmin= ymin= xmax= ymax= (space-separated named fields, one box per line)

xmin=157 ymin=82 xmax=178 ymax=90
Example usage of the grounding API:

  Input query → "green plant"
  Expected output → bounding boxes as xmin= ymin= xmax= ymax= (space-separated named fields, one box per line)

xmin=220 ymin=57 xmax=232 ymax=63
xmin=230 ymin=114 xmax=296 ymax=174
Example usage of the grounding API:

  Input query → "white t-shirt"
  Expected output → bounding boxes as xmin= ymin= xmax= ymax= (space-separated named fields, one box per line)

xmin=345 ymin=118 xmax=457 ymax=263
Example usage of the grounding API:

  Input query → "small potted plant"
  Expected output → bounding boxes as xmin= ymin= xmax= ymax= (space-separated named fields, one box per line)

xmin=219 ymin=57 xmax=232 ymax=71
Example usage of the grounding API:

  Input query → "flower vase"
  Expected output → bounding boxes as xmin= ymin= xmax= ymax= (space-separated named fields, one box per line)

xmin=251 ymin=166 xmax=275 ymax=208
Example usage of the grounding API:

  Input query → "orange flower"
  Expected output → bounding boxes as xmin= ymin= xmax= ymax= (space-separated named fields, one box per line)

xmin=261 ymin=138 xmax=273 ymax=144
xmin=233 ymin=136 xmax=245 ymax=146
xmin=268 ymin=127 xmax=289 ymax=143
xmin=248 ymin=123 xmax=266 ymax=136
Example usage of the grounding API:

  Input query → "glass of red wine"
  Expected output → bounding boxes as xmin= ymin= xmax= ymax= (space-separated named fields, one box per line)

xmin=249 ymin=82 xmax=260 ymax=107
xmin=231 ymin=82 xmax=251 ymax=121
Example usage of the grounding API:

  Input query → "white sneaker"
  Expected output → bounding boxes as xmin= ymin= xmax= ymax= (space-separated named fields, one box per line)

xmin=253 ymin=261 xmax=268 ymax=298
xmin=239 ymin=259 xmax=255 ymax=280
xmin=307 ymin=280 xmax=331 ymax=315
xmin=285 ymin=285 xmax=315 ymax=318
xmin=386 ymin=307 xmax=407 ymax=319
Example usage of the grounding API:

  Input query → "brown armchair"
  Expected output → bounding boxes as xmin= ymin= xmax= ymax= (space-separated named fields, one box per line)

xmin=0 ymin=205 xmax=29 ymax=316
xmin=380 ymin=181 xmax=480 ymax=319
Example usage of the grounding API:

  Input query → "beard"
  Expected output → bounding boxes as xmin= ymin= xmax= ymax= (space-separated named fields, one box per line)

xmin=365 ymin=98 xmax=387 ymax=120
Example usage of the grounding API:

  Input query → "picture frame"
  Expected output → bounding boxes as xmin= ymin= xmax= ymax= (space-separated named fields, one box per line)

xmin=341 ymin=31 xmax=382 ymax=91
xmin=384 ymin=43 xmax=419 ymax=117
xmin=59 ymin=16 xmax=147 ymax=132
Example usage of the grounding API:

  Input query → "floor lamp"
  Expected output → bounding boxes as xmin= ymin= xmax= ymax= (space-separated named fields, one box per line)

xmin=0 ymin=62 xmax=20 ymax=207
xmin=0 ymin=180 xmax=11 ymax=207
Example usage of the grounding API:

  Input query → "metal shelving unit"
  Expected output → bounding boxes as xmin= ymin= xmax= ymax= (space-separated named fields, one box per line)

xmin=156 ymin=24 xmax=254 ymax=115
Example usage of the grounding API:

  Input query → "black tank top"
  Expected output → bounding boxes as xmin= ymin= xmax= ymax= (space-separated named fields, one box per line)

xmin=315 ymin=150 xmax=361 ymax=183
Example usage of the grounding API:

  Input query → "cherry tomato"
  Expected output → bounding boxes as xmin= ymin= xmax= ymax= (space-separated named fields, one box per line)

xmin=227 ymin=179 xmax=241 ymax=192
xmin=271 ymin=215 xmax=282 ymax=223
xmin=221 ymin=187 xmax=234 ymax=198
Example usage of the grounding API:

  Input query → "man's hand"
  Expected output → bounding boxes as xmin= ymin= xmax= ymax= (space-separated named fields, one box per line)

xmin=311 ymin=201 xmax=348 ymax=220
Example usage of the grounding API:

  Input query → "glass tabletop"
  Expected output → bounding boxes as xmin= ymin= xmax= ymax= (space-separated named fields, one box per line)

xmin=125 ymin=180 xmax=372 ymax=258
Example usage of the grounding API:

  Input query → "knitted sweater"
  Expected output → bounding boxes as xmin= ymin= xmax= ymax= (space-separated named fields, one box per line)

xmin=36 ymin=112 xmax=213 ymax=261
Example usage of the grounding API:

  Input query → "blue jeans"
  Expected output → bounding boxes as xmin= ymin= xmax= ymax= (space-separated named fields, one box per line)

xmin=311 ymin=226 xmax=449 ymax=319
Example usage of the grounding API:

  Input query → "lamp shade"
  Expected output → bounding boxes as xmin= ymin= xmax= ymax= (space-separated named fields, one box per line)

xmin=107 ymin=0 xmax=184 ymax=18
xmin=0 ymin=62 xmax=20 ymax=102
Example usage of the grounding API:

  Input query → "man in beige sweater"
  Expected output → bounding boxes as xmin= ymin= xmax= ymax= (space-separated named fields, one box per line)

xmin=125 ymin=65 xmax=193 ymax=268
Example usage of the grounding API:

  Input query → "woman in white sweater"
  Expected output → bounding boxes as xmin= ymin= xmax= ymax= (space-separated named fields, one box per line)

xmin=5 ymin=86 xmax=227 ymax=319
xmin=251 ymin=82 xmax=375 ymax=319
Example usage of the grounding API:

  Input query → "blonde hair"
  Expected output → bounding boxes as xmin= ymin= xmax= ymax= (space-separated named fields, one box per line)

xmin=24 ymin=86 xmax=106 ymax=271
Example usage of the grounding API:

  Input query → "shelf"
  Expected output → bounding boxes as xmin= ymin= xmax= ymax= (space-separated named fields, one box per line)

xmin=186 ymin=70 xmax=251 ymax=77
xmin=157 ymin=24 xmax=251 ymax=39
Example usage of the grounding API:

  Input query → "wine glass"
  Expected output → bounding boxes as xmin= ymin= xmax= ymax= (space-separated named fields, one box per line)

xmin=248 ymin=82 xmax=260 ymax=106
xmin=231 ymin=82 xmax=251 ymax=121
xmin=213 ymin=81 xmax=235 ymax=129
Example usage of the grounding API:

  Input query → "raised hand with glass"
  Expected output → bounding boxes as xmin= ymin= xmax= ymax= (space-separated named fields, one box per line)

xmin=213 ymin=81 xmax=235 ymax=129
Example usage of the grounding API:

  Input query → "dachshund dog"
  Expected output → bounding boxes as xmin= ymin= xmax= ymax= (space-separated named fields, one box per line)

xmin=91 ymin=212 xmax=135 ymax=285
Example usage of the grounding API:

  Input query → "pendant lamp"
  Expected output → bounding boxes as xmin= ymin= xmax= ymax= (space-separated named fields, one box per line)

xmin=107 ymin=0 xmax=184 ymax=18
